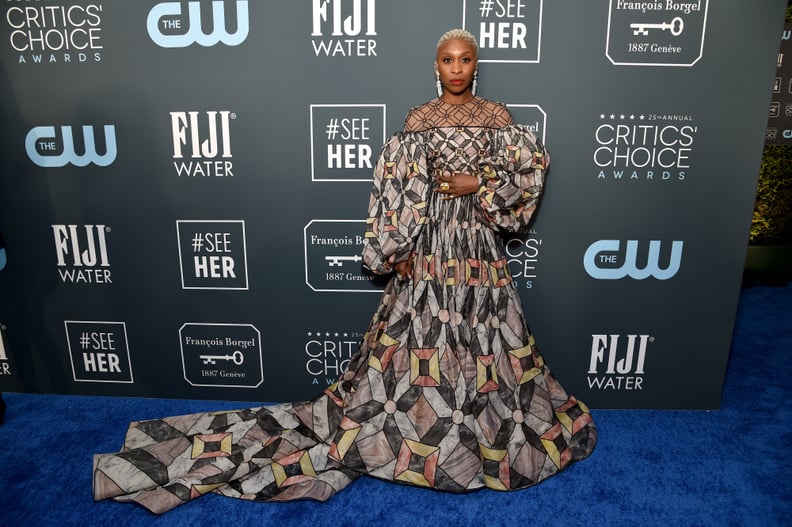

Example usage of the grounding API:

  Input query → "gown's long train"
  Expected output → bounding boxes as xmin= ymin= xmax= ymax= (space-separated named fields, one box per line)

xmin=92 ymin=98 xmax=596 ymax=514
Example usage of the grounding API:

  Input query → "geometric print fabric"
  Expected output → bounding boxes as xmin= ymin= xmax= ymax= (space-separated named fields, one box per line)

xmin=93 ymin=99 xmax=596 ymax=514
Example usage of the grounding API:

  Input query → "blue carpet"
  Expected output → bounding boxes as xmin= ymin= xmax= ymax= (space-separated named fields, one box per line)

xmin=0 ymin=283 xmax=790 ymax=526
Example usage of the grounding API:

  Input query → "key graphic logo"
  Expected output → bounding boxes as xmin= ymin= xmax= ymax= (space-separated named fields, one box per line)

xmin=25 ymin=125 xmax=116 ymax=167
xmin=606 ymin=0 xmax=709 ymax=67
xmin=304 ymin=219 xmax=381 ymax=292
xmin=179 ymin=323 xmax=263 ymax=388
xmin=148 ymin=1 xmax=249 ymax=48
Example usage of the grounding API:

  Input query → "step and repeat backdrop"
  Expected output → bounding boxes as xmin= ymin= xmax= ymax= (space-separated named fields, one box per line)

xmin=0 ymin=0 xmax=785 ymax=409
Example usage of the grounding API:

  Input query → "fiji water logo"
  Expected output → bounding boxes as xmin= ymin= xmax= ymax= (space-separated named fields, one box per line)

xmin=25 ymin=125 xmax=117 ymax=167
xmin=584 ymin=239 xmax=683 ymax=280
xmin=148 ymin=1 xmax=249 ymax=48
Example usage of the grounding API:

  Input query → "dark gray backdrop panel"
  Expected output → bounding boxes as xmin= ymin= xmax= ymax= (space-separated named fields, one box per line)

xmin=0 ymin=0 xmax=786 ymax=408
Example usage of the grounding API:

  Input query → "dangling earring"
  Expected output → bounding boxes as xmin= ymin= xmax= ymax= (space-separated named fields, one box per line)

xmin=435 ymin=67 xmax=442 ymax=98
xmin=472 ymin=68 xmax=478 ymax=96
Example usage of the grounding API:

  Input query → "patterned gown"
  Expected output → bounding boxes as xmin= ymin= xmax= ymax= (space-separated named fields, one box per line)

xmin=92 ymin=97 xmax=596 ymax=514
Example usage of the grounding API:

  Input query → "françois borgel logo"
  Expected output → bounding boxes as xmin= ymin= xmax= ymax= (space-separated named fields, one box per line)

xmin=463 ymin=0 xmax=543 ymax=63
xmin=179 ymin=323 xmax=263 ymax=388
xmin=53 ymin=224 xmax=112 ymax=284
xmin=148 ymin=0 xmax=249 ymax=48
xmin=588 ymin=333 xmax=653 ymax=390
xmin=6 ymin=2 xmax=104 ymax=64
xmin=310 ymin=104 xmax=385 ymax=182
xmin=177 ymin=220 xmax=249 ymax=290
xmin=171 ymin=111 xmax=235 ymax=177
xmin=594 ymin=113 xmax=697 ymax=182
xmin=584 ymin=239 xmax=683 ymax=280
xmin=304 ymin=219 xmax=380 ymax=292
xmin=311 ymin=0 xmax=378 ymax=57
xmin=507 ymin=104 xmax=547 ymax=143
xmin=25 ymin=125 xmax=117 ymax=168
xmin=606 ymin=0 xmax=709 ymax=66
xmin=64 ymin=321 xmax=134 ymax=383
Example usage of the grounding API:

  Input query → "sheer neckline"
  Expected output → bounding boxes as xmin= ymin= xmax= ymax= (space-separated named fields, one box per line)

xmin=437 ymin=95 xmax=478 ymax=106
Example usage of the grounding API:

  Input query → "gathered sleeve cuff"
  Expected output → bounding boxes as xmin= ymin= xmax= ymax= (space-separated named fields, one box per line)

xmin=362 ymin=132 xmax=430 ymax=274
xmin=476 ymin=125 xmax=549 ymax=232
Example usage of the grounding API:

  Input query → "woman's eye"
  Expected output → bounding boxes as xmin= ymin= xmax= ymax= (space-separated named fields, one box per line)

xmin=462 ymin=58 xmax=471 ymax=63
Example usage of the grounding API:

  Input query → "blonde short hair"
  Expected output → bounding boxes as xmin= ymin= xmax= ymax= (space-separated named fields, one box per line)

xmin=436 ymin=29 xmax=478 ymax=53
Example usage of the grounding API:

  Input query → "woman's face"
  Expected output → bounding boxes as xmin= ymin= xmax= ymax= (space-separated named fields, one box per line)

xmin=435 ymin=37 xmax=477 ymax=98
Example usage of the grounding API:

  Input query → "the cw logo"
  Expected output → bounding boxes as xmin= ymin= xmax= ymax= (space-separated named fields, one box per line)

xmin=147 ymin=0 xmax=249 ymax=48
xmin=25 ymin=126 xmax=117 ymax=168
xmin=584 ymin=240 xmax=684 ymax=280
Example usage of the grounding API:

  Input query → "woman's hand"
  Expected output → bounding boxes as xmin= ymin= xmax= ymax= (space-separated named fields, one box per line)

xmin=436 ymin=173 xmax=480 ymax=200
xmin=394 ymin=257 xmax=414 ymax=279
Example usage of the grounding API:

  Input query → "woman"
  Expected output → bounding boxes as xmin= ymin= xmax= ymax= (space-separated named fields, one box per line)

xmin=92 ymin=29 xmax=596 ymax=514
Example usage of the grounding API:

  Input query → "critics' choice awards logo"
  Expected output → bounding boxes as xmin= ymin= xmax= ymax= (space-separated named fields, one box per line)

xmin=5 ymin=1 xmax=104 ymax=64
xmin=310 ymin=105 xmax=385 ymax=182
xmin=584 ymin=239 xmax=684 ymax=280
xmin=64 ymin=321 xmax=133 ymax=383
xmin=305 ymin=330 xmax=361 ymax=387
xmin=504 ymin=228 xmax=542 ymax=289
xmin=606 ymin=0 xmax=708 ymax=67
xmin=171 ymin=110 xmax=235 ymax=177
xmin=588 ymin=333 xmax=653 ymax=390
xmin=147 ymin=0 xmax=249 ymax=48
xmin=177 ymin=220 xmax=249 ymax=290
xmin=53 ymin=224 xmax=112 ymax=284
xmin=304 ymin=220 xmax=380 ymax=292
xmin=179 ymin=323 xmax=263 ymax=388
xmin=311 ymin=0 xmax=377 ymax=57
xmin=25 ymin=125 xmax=116 ymax=168
xmin=462 ymin=0 xmax=543 ymax=63
xmin=593 ymin=113 xmax=697 ymax=182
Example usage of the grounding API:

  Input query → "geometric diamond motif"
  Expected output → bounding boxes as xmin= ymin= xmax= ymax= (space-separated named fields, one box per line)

xmin=540 ymin=422 xmax=571 ymax=469
xmin=271 ymin=450 xmax=317 ymax=488
xmin=465 ymin=258 xmax=489 ymax=287
xmin=508 ymin=345 xmax=540 ymax=385
xmin=488 ymin=258 xmax=511 ymax=288
xmin=476 ymin=355 xmax=499 ymax=393
xmin=555 ymin=396 xmax=594 ymax=435
xmin=394 ymin=438 xmax=440 ymax=487
xmin=479 ymin=444 xmax=510 ymax=490
xmin=328 ymin=416 xmax=362 ymax=461
xmin=369 ymin=331 xmax=399 ymax=373
xmin=191 ymin=432 xmax=232 ymax=459
xmin=409 ymin=348 xmax=440 ymax=387
xmin=406 ymin=393 xmax=439 ymax=439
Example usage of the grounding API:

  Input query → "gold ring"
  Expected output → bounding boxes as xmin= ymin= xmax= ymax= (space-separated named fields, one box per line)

xmin=439 ymin=182 xmax=450 ymax=192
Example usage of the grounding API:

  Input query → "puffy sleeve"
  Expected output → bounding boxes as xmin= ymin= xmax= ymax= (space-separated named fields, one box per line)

xmin=476 ymin=125 xmax=549 ymax=232
xmin=362 ymin=132 xmax=430 ymax=274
